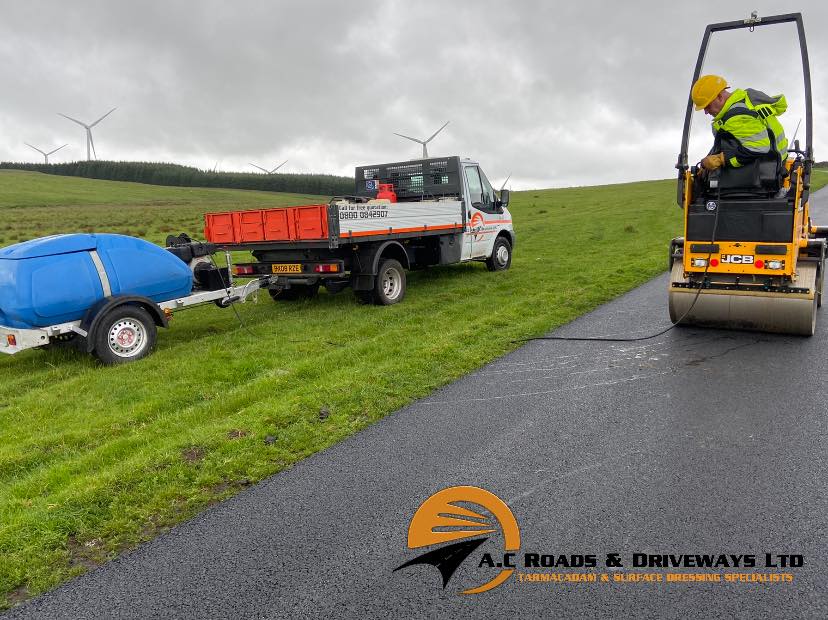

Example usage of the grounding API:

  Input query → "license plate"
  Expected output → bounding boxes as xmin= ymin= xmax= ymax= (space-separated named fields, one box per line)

xmin=272 ymin=263 xmax=302 ymax=274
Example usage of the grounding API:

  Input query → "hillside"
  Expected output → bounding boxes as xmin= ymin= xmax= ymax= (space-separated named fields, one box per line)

xmin=0 ymin=161 xmax=353 ymax=197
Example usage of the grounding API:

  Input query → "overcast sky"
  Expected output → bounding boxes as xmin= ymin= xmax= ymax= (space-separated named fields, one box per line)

xmin=1 ymin=1 xmax=825 ymax=189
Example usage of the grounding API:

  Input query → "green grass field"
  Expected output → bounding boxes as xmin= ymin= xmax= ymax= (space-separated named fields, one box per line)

xmin=0 ymin=169 xmax=825 ymax=608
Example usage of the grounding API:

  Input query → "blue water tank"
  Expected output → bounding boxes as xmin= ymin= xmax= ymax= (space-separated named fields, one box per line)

xmin=0 ymin=234 xmax=193 ymax=329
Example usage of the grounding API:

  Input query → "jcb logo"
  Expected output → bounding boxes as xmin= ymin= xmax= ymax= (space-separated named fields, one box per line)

xmin=721 ymin=254 xmax=754 ymax=264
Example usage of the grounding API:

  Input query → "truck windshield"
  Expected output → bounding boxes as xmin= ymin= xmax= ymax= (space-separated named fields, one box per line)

xmin=479 ymin=169 xmax=496 ymax=209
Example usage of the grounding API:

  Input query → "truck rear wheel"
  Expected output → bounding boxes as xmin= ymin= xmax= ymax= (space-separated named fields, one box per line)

xmin=371 ymin=258 xmax=406 ymax=305
xmin=92 ymin=305 xmax=157 ymax=365
xmin=486 ymin=236 xmax=512 ymax=271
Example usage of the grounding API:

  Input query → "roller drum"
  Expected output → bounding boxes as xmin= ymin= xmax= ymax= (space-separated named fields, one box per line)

xmin=668 ymin=261 xmax=818 ymax=336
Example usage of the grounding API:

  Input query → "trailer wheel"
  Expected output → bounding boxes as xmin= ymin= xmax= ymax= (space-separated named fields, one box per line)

xmin=486 ymin=236 xmax=512 ymax=271
xmin=373 ymin=258 xmax=406 ymax=305
xmin=268 ymin=283 xmax=319 ymax=301
xmin=92 ymin=305 xmax=157 ymax=365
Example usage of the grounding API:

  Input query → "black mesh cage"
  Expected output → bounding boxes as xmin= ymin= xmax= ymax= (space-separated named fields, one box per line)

xmin=354 ymin=156 xmax=462 ymax=201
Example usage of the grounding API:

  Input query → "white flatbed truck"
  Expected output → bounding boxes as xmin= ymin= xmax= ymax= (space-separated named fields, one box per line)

xmin=206 ymin=156 xmax=516 ymax=305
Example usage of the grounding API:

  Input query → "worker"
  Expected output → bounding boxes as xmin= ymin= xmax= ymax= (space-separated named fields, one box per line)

xmin=691 ymin=75 xmax=788 ymax=173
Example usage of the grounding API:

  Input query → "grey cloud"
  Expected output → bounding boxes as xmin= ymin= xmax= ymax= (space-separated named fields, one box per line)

xmin=0 ymin=0 xmax=825 ymax=189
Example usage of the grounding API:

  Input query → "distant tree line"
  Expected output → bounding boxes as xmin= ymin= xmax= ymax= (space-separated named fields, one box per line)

xmin=815 ymin=161 xmax=828 ymax=169
xmin=0 ymin=161 xmax=354 ymax=196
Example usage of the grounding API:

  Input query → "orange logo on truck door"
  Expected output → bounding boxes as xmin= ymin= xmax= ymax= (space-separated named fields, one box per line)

xmin=394 ymin=486 xmax=521 ymax=594
xmin=469 ymin=212 xmax=486 ymax=241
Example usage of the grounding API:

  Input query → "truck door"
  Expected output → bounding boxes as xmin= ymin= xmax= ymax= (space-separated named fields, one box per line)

xmin=462 ymin=164 xmax=498 ymax=259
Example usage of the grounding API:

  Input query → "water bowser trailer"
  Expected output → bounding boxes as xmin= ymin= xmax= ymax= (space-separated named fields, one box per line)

xmin=0 ymin=233 xmax=278 ymax=364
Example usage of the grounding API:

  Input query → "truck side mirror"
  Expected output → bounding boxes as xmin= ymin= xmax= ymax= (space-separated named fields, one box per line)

xmin=497 ymin=188 xmax=510 ymax=208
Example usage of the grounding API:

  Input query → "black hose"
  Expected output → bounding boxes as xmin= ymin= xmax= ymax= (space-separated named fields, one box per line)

xmin=516 ymin=177 xmax=720 ymax=344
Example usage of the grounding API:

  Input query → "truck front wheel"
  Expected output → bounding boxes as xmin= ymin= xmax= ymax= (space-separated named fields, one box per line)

xmin=486 ymin=236 xmax=512 ymax=272
xmin=373 ymin=258 xmax=406 ymax=305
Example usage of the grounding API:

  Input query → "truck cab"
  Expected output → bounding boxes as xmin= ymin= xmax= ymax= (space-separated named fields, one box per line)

xmin=352 ymin=155 xmax=514 ymax=265
xmin=459 ymin=159 xmax=513 ymax=261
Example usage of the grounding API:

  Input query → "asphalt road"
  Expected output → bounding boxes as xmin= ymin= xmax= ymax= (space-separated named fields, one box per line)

xmin=8 ymin=188 xmax=828 ymax=619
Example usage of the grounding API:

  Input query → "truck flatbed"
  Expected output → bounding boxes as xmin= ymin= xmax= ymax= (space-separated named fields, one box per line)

xmin=207 ymin=199 xmax=465 ymax=251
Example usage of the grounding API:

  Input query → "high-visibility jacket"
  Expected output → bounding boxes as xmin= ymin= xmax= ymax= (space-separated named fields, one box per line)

xmin=711 ymin=88 xmax=788 ymax=168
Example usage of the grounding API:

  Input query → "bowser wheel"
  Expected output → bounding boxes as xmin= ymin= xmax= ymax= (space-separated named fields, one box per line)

xmin=92 ymin=305 xmax=157 ymax=365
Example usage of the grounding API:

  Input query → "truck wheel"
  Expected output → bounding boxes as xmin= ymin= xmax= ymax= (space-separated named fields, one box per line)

xmin=486 ymin=236 xmax=512 ymax=271
xmin=373 ymin=258 xmax=406 ymax=305
xmin=92 ymin=305 xmax=157 ymax=365
xmin=268 ymin=283 xmax=320 ymax=301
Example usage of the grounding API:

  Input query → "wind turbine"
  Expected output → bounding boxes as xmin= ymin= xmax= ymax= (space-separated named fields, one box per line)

xmin=499 ymin=174 xmax=512 ymax=194
xmin=24 ymin=142 xmax=68 ymax=164
xmin=249 ymin=159 xmax=288 ymax=174
xmin=57 ymin=108 xmax=116 ymax=161
xmin=393 ymin=121 xmax=450 ymax=158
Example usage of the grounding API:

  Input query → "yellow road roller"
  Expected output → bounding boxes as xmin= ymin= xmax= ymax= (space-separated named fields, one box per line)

xmin=670 ymin=12 xmax=825 ymax=336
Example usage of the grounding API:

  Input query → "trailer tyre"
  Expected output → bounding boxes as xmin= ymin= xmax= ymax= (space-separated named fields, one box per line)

xmin=92 ymin=305 xmax=157 ymax=365
xmin=486 ymin=236 xmax=512 ymax=271
xmin=373 ymin=258 xmax=406 ymax=305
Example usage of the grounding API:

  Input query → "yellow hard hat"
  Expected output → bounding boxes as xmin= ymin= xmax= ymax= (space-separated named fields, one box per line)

xmin=691 ymin=75 xmax=727 ymax=110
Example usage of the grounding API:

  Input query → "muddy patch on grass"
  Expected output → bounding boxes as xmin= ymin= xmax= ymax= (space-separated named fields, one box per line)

xmin=66 ymin=535 xmax=103 ymax=571
xmin=208 ymin=478 xmax=252 ymax=497
xmin=7 ymin=584 xmax=30 ymax=607
xmin=181 ymin=446 xmax=206 ymax=463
